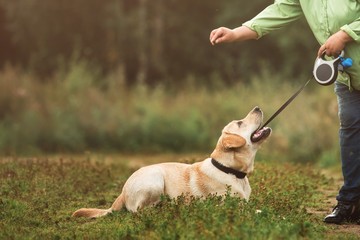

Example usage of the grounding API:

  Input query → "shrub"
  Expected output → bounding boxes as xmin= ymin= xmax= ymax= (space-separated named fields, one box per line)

xmin=0 ymin=63 xmax=339 ymax=164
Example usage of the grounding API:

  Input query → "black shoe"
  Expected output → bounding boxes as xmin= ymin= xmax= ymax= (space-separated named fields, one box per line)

xmin=324 ymin=201 xmax=360 ymax=224
xmin=349 ymin=200 xmax=360 ymax=223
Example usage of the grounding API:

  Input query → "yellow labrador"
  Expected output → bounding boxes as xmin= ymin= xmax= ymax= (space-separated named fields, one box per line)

xmin=72 ymin=107 xmax=271 ymax=218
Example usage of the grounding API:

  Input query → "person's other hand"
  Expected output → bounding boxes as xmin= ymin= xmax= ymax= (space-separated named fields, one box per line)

xmin=318 ymin=30 xmax=353 ymax=57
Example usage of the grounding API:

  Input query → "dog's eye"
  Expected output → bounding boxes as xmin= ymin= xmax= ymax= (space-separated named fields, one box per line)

xmin=237 ymin=121 xmax=243 ymax=127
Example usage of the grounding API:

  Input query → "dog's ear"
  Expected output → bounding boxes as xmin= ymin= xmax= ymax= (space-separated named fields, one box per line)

xmin=221 ymin=133 xmax=246 ymax=149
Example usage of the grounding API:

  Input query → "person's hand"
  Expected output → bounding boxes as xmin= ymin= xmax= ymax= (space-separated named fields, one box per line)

xmin=318 ymin=30 xmax=353 ymax=57
xmin=209 ymin=26 xmax=258 ymax=45
xmin=210 ymin=27 xmax=237 ymax=45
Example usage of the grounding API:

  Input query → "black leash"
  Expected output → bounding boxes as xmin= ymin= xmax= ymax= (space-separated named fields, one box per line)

xmin=258 ymin=51 xmax=352 ymax=129
xmin=260 ymin=76 xmax=313 ymax=129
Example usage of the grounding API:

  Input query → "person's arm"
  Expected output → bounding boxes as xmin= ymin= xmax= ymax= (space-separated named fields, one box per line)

xmin=210 ymin=0 xmax=303 ymax=45
xmin=210 ymin=26 xmax=257 ymax=45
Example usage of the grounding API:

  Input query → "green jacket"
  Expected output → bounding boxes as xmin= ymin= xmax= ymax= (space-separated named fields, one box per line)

xmin=243 ymin=0 xmax=360 ymax=90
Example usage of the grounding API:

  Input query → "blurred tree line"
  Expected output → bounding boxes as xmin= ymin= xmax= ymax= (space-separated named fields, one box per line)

xmin=0 ymin=0 xmax=319 ymax=85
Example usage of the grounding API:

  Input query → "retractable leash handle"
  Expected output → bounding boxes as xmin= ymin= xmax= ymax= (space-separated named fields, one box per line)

xmin=313 ymin=50 xmax=353 ymax=85
xmin=256 ymin=51 xmax=353 ymax=133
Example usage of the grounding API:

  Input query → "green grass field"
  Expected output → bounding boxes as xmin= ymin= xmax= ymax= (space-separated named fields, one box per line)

xmin=0 ymin=154 xmax=358 ymax=239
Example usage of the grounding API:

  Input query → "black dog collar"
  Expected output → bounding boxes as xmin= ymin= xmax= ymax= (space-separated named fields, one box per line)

xmin=211 ymin=158 xmax=247 ymax=179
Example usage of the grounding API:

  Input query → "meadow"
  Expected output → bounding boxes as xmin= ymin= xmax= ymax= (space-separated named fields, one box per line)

xmin=1 ymin=154 xmax=357 ymax=240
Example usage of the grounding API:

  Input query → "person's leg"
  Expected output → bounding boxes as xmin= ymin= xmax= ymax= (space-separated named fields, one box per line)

xmin=336 ymin=82 xmax=360 ymax=202
xmin=324 ymin=82 xmax=360 ymax=224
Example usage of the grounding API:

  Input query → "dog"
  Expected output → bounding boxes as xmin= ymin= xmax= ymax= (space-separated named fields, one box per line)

xmin=72 ymin=106 xmax=271 ymax=218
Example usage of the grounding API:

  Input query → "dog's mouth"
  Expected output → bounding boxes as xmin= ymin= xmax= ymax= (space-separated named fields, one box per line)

xmin=251 ymin=127 xmax=271 ymax=143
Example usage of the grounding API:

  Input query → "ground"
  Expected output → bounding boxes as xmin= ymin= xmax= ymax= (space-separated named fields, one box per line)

xmin=315 ymin=168 xmax=360 ymax=237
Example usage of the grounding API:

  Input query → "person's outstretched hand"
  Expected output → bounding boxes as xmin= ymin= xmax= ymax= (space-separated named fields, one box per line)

xmin=210 ymin=27 xmax=237 ymax=45
xmin=210 ymin=26 xmax=258 ymax=45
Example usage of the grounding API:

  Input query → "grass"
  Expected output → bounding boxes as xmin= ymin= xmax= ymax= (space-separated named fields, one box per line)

xmin=0 ymin=154 xmax=357 ymax=239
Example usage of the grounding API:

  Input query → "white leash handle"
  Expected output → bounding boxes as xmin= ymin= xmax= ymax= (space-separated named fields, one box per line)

xmin=313 ymin=51 xmax=344 ymax=86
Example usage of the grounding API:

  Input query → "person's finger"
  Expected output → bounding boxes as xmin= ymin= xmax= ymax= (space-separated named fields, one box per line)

xmin=209 ymin=29 xmax=219 ymax=45
xmin=209 ymin=29 xmax=216 ymax=41
xmin=324 ymin=47 xmax=338 ymax=57
xmin=210 ymin=29 xmax=218 ymax=40
xmin=210 ymin=29 xmax=224 ymax=45
xmin=318 ymin=44 xmax=326 ymax=57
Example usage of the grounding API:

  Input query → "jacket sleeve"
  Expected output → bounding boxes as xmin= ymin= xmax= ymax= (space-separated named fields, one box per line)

xmin=341 ymin=16 xmax=360 ymax=42
xmin=242 ymin=0 xmax=303 ymax=39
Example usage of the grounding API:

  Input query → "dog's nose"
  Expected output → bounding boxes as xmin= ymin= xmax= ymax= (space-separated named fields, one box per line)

xmin=254 ymin=106 xmax=261 ymax=112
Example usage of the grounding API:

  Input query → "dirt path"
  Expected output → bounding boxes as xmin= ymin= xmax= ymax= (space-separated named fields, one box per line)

xmin=310 ymin=169 xmax=360 ymax=236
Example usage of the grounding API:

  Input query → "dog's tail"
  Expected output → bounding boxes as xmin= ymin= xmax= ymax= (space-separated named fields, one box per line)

xmin=72 ymin=193 xmax=125 ymax=218
xmin=72 ymin=207 xmax=112 ymax=218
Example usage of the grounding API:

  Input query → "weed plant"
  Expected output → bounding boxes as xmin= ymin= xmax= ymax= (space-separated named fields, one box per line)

xmin=0 ymin=155 xmax=353 ymax=239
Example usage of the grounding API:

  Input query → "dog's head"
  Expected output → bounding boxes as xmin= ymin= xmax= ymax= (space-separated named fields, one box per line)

xmin=210 ymin=107 xmax=271 ymax=173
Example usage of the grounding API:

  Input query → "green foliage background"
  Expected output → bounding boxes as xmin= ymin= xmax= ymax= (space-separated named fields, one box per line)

xmin=0 ymin=0 xmax=339 ymax=164
xmin=0 ymin=63 xmax=339 ymax=165
xmin=0 ymin=0 xmax=318 ymax=83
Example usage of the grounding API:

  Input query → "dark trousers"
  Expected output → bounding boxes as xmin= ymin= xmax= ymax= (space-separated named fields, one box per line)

xmin=335 ymin=82 xmax=360 ymax=203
